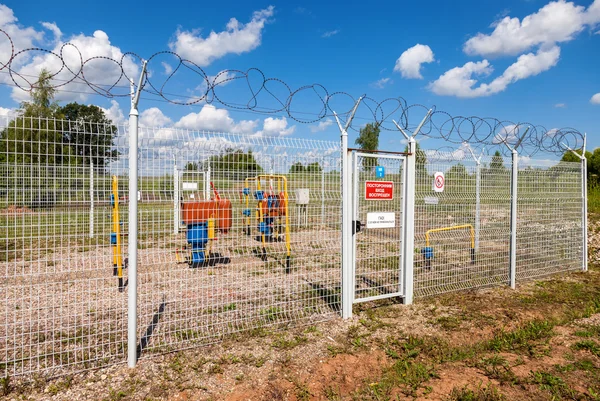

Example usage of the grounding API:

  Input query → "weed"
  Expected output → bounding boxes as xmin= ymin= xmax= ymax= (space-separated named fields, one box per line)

xmin=573 ymin=340 xmax=600 ymax=357
xmin=476 ymin=355 xmax=518 ymax=385
xmin=448 ymin=382 xmax=506 ymax=401
xmin=293 ymin=379 xmax=312 ymax=401
xmin=486 ymin=320 xmax=554 ymax=355
xmin=531 ymin=370 xmax=578 ymax=399
xmin=1 ymin=375 xmax=10 ymax=396
xmin=324 ymin=385 xmax=342 ymax=400
xmin=272 ymin=334 xmax=307 ymax=350
xmin=260 ymin=306 xmax=282 ymax=322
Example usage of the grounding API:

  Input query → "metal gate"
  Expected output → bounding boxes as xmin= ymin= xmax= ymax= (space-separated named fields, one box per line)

xmin=352 ymin=152 xmax=406 ymax=303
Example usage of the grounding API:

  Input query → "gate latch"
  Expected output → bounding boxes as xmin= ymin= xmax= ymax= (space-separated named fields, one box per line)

xmin=352 ymin=220 xmax=362 ymax=234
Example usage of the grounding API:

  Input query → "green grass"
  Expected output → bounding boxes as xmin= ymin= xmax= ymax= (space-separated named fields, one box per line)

xmin=448 ymin=383 xmax=506 ymax=401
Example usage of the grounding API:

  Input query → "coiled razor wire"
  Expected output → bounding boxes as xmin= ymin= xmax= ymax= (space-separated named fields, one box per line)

xmin=0 ymin=29 xmax=584 ymax=157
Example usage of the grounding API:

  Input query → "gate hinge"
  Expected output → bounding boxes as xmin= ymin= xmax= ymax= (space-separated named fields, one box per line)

xmin=352 ymin=220 xmax=362 ymax=234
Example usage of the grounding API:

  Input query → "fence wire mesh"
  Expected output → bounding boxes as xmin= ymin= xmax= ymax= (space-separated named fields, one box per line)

xmin=352 ymin=153 xmax=405 ymax=302
xmin=0 ymin=114 xmax=586 ymax=379
xmin=413 ymin=150 xmax=512 ymax=297
xmin=1 ymin=115 xmax=130 ymax=377
xmin=134 ymin=128 xmax=342 ymax=356
xmin=516 ymin=159 xmax=584 ymax=280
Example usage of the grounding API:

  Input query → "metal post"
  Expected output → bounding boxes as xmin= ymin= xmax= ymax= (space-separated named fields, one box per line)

xmin=90 ymin=161 xmax=94 ymax=238
xmin=583 ymin=154 xmax=588 ymax=272
xmin=173 ymin=165 xmax=179 ymax=235
xmin=509 ymin=149 xmax=518 ymax=289
xmin=128 ymin=61 xmax=147 ymax=368
xmin=475 ymin=161 xmax=481 ymax=252
xmin=205 ymin=164 xmax=211 ymax=201
xmin=321 ymin=159 xmax=325 ymax=224
xmin=336 ymin=96 xmax=363 ymax=319
xmin=403 ymin=138 xmax=416 ymax=305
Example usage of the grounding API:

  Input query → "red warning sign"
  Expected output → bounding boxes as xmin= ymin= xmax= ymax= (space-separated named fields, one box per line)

xmin=365 ymin=181 xmax=394 ymax=200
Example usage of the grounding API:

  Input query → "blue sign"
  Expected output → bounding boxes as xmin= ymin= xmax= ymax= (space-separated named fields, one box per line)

xmin=375 ymin=166 xmax=385 ymax=178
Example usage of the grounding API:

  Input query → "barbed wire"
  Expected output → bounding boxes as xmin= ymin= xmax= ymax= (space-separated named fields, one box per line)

xmin=0 ymin=29 xmax=585 ymax=157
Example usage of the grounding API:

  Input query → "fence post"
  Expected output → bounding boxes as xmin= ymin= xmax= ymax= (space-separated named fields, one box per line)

xmin=173 ymin=165 xmax=179 ymax=234
xmin=90 ymin=161 xmax=94 ymax=238
xmin=205 ymin=163 xmax=211 ymax=201
xmin=583 ymin=149 xmax=588 ymax=272
xmin=322 ymin=159 xmax=325 ymax=223
xmin=474 ymin=159 xmax=481 ymax=252
xmin=335 ymin=97 xmax=363 ymax=319
xmin=128 ymin=61 xmax=147 ymax=368
xmin=403 ymin=138 xmax=416 ymax=305
xmin=509 ymin=148 xmax=518 ymax=289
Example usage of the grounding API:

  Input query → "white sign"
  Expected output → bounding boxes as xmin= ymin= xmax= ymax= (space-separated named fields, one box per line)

xmin=424 ymin=196 xmax=439 ymax=205
xmin=182 ymin=182 xmax=198 ymax=190
xmin=433 ymin=172 xmax=445 ymax=193
xmin=366 ymin=212 xmax=396 ymax=229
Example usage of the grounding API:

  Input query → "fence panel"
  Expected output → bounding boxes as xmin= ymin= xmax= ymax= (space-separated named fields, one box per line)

xmin=516 ymin=160 xmax=583 ymax=280
xmin=135 ymin=128 xmax=342 ymax=355
xmin=0 ymin=116 xmax=130 ymax=377
xmin=413 ymin=150 xmax=512 ymax=297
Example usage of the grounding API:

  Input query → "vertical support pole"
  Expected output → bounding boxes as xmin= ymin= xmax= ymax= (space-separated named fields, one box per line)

xmin=174 ymin=165 xmax=179 ymax=235
xmin=341 ymin=129 xmax=352 ymax=319
xmin=90 ymin=161 xmax=94 ymax=238
xmin=582 ymin=154 xmax=588 ymax=272
xmin=474 ymin=160 xmax=481 ymax=252
xmin=128 ymin=61 xmax=147 ymax=369
xmin=205 ymin=164 xmax=211 ymax=201
xmin=321 ymin=159 xmax=325 ymax=224
xmin=509 ymin=149 xmax=518 ymax=289
xmin=403 ymin=138 xmax=416 ymax=305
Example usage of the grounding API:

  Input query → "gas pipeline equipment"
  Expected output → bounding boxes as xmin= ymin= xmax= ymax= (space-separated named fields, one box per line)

xmin=110 ymin=176 xmax=126 ymax=292
xmin=241 ymin=175 xmax=291 ymax=272
xmin=421 ymin=224 xmax=475 ymax=269
xmin=176 ymin=182 xmax=232 ymax=268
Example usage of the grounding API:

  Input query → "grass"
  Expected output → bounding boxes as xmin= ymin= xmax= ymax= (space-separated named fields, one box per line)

xmin=448 ymin=383 xmax=506 ymax=401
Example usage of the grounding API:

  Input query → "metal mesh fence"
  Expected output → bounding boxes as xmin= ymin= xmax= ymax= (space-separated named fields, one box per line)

xmin=516 ymin=159 xmax=583 ymax=280
xmin=413 ymin=150 xmax=511 ymax=297
xmin=0 ymin=115 xmax=130 ymax=377
xmin=0 ymin=114 xmax=586 ymax=378
xmin=134 ymin=128 xmax=342 ymax=356
xmin=352 ymin=153 xmax=405 ymax=303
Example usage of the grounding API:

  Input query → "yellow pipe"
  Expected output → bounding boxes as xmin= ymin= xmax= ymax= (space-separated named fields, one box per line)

xmin=425 ymin=224 xmax=475 ymax=249
xmin=111 ymin=176 xmax=123 ymax=289
xmin=256 ymin=178 xmax=266 ymax=251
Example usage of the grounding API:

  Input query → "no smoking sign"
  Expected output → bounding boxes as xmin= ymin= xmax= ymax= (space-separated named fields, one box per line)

xmin=433 ymin=172 xmax=445 ymax=193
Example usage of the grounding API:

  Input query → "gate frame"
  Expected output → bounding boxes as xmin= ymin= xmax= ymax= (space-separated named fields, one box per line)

xmin=350 ymin=151 xmax=407 ymax=304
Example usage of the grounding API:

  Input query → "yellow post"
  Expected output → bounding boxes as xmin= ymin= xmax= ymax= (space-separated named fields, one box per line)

xmin=111 ymin=176 xmax=124 ymax=291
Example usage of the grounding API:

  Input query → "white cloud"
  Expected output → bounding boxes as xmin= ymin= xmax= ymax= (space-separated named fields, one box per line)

xmin=169 ymin=6 xmax=274 ymax=66
xmin=254 ymin=116 xmax=295 ymax=137
xmin=394 ymin=44 xmax=435 ymax=79
xmin=161 ymin=62 xmax=173 ymax=75
xmin=464 ymin=0 xmax=600 ymax=57
xmin=370 ymin=77 xmax=393 ymax=89
xmin=100 ymin=100 xmax=126 ymax=125
xmin=310 ymin=119 xmax=333 ymax=133
xmin=0 ymin=4 xmax=43 ymax=55
xmin=10 ymin=29 xmax=139 ymax=103
xmin=429 ymin=46 xmax=560 ymax=98
xmin=0 ymin=106 xmax=16 ymax=115
xmin=41 ymin=21 xmax=62 ymax=43
xmin=322 ymin=29 xmax=340 ymax=38
xmin=175 ymin=104 xmax=258 ymax=134
xmin=140 ymin=107 xmax=173 ymax=127
xmin=554 ymin=103 xmax=566 ymax=108
xmin=591 ymin=93 xmax=600 ymax=104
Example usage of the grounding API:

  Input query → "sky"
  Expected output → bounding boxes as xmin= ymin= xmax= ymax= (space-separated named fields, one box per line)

xmin=0 ymin=0 xmax=598 ymax=155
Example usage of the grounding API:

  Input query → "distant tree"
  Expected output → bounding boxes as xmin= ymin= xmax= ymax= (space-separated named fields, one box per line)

xmin=205 ymin=148 xmax=262 ymax=179
xmin=58 ymin=102 xmax=118 ymax=169
xmin=446 ymin=163 xmax=470 ymax=192
xmin=289 ymin=162 xmax=305 ymax=173
xmin=185 ymin=162 xmax=199 ymax=171
xmin=489 ymin=150 xmax=506 ymax=171
xmin=0 ymin=69 xmax=63 ymax=164
xmin=306 ymin=161 xmax=322 ymax=173
xmin=356 ymin=123 xmax=380 ymax=170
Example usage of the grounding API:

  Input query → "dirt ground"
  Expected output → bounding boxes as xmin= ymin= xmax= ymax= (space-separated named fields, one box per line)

xmin=2 ymin=216 xmax=598 ymax=400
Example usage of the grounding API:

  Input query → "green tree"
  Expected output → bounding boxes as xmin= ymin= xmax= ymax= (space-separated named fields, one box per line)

xmin=306 ymin=161 xmax=322 ymax=173
xmin=205 ymin=148 xmax=262 ymax=179
xmin=356 ymin=123 xmax=380 ymax=170
xmin=489 ymin=150 xmax=506 ymax=171
xmin=58 ymin=102 xmax=118 ymax=169
xmin=185 ymin=162 xmax=199 ymax=171
xmin=0 ymin=69 xmax=63 ymax=164
xmin=446 ymin=163 xmax=470 ymax=193
xmin=289 ymin=162 xmax=305 ymax=173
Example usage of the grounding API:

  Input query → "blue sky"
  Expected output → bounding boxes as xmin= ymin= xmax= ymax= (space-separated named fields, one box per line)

xmin=0 ymin=0 xmax=598 ymax=155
